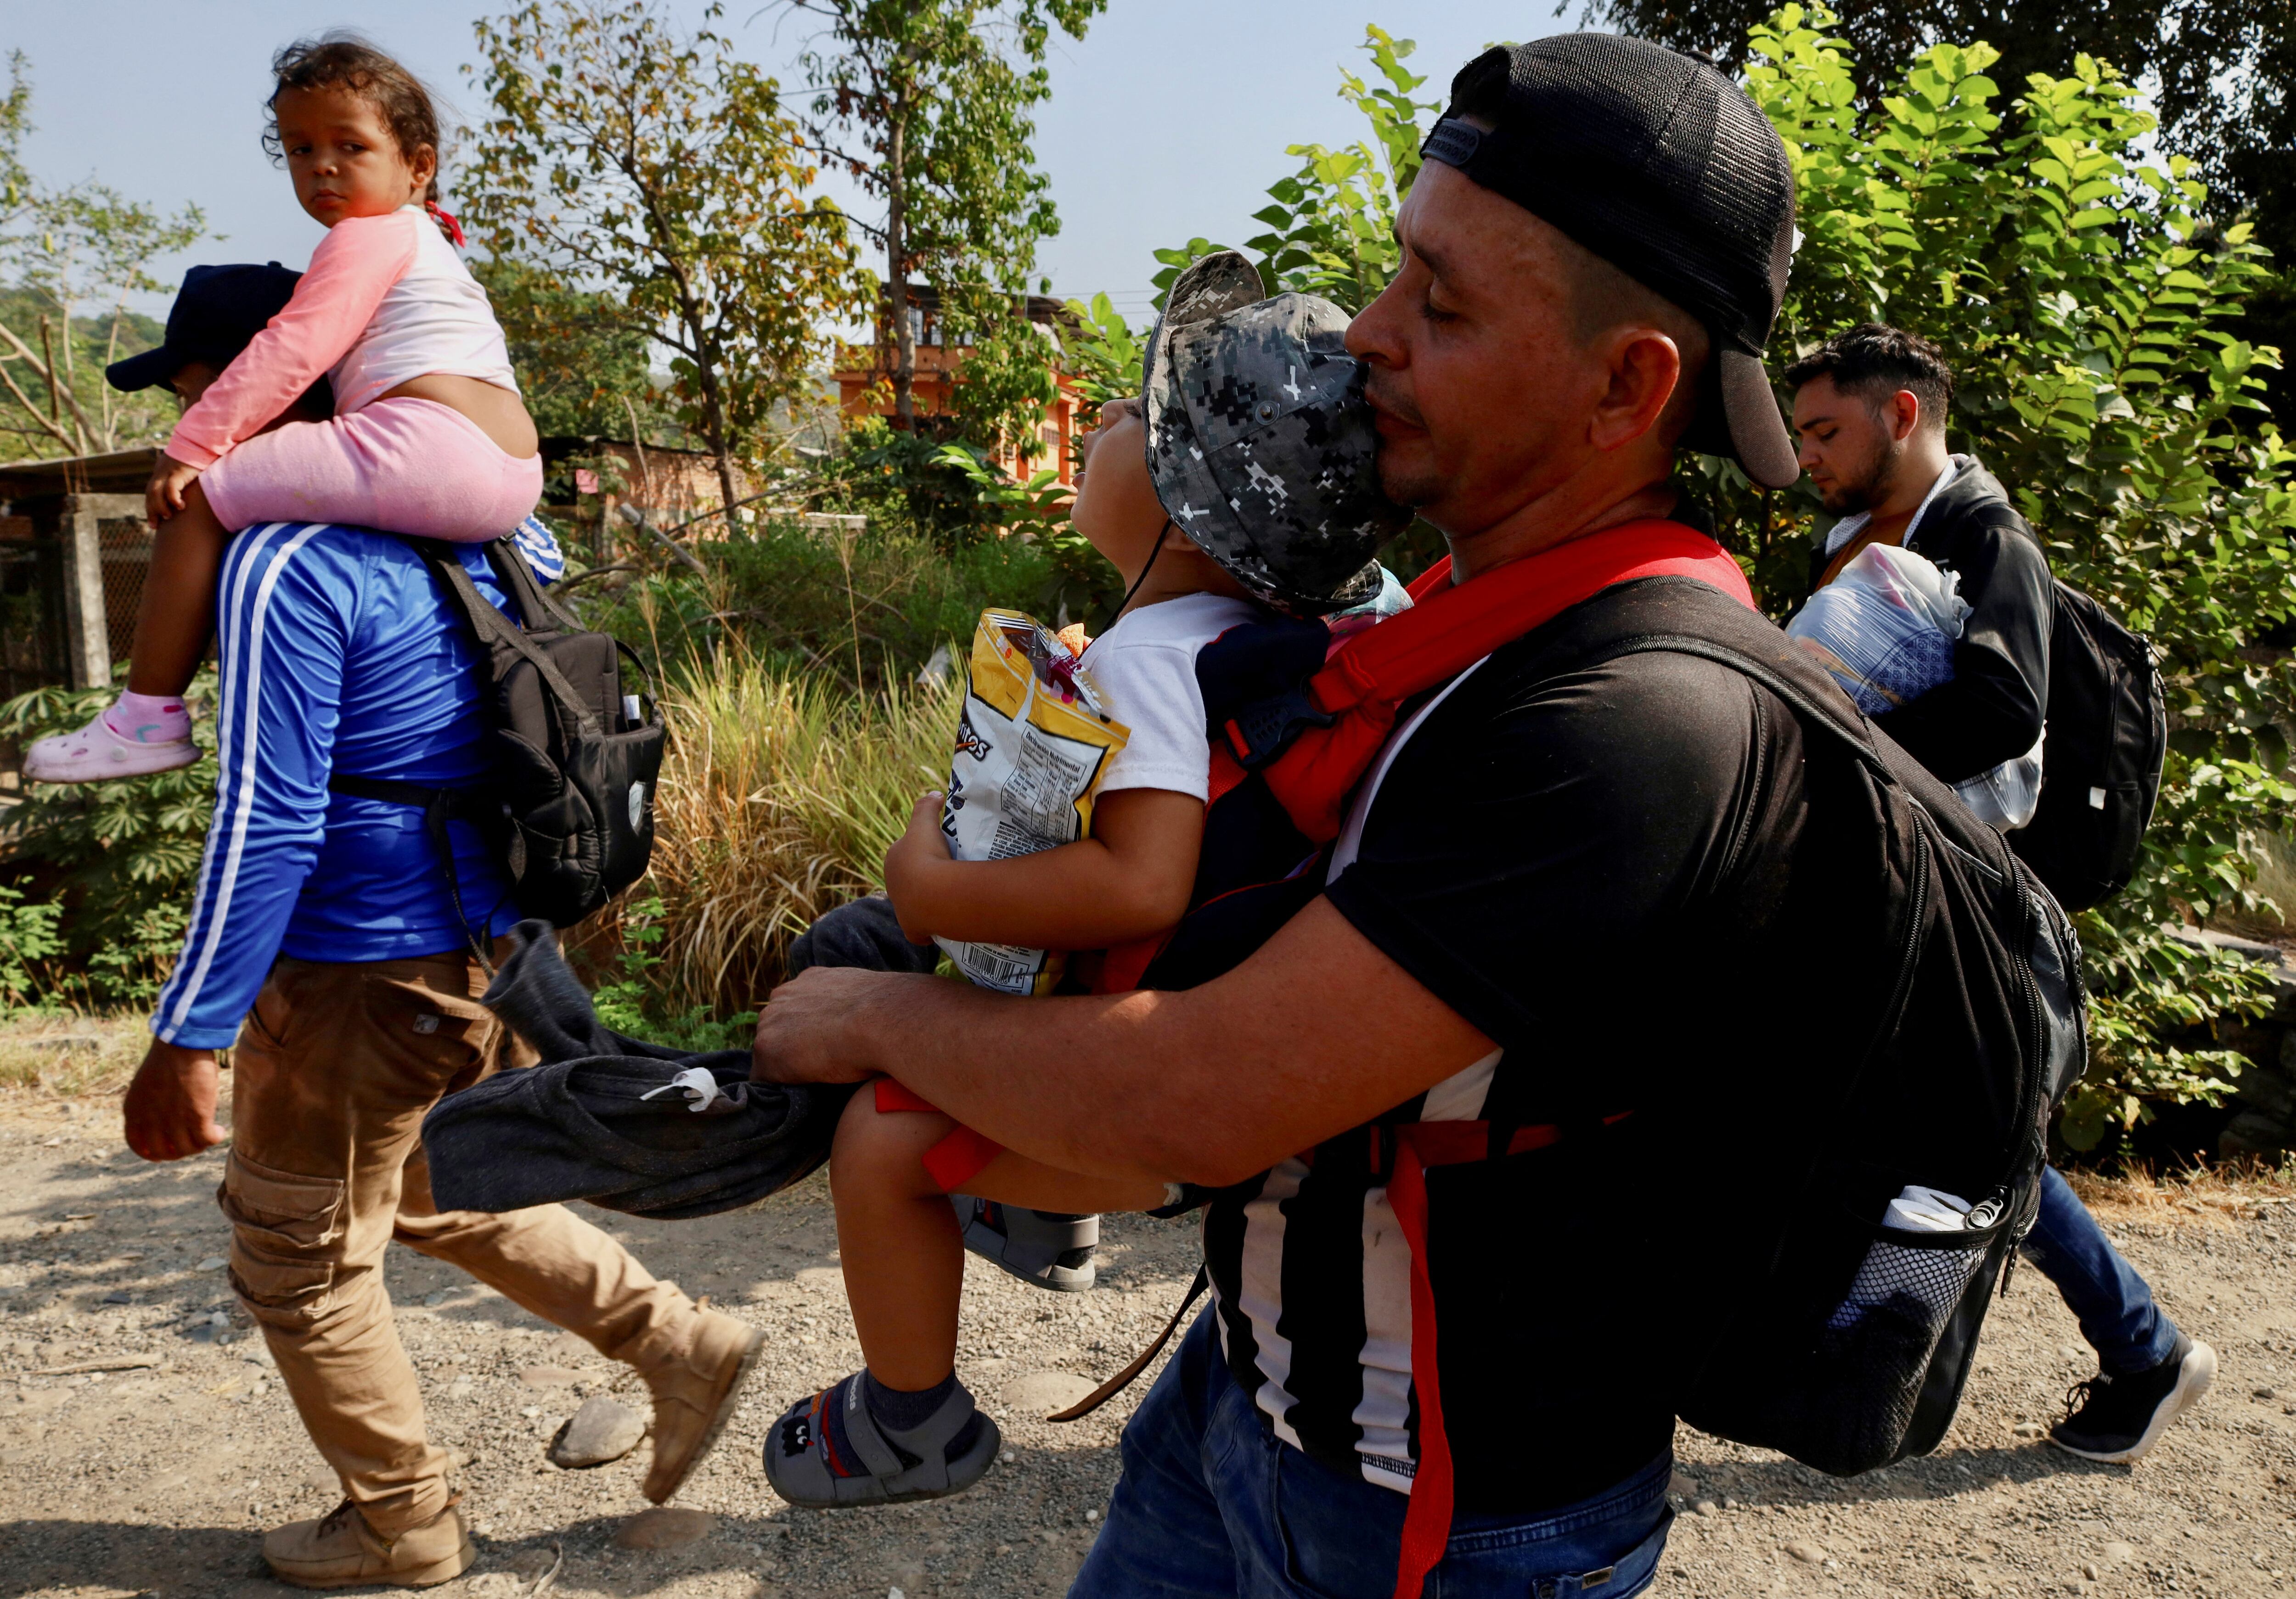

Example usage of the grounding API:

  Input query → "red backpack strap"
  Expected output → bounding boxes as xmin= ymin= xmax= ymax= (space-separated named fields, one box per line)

xmin=1385 ymin=1132 xmax=1452 ymax=1599
xmin=1381 ymin=1110 xmax=1636 ymax=1598
xmin=1265 ymin=522 xmax=1750 ymax=842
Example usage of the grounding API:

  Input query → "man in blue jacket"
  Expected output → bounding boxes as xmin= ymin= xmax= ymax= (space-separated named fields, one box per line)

xmin=115 ymin=267 xmax=760 ymax=1589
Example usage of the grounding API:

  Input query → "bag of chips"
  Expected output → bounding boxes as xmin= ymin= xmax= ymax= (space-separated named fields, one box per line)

xmin=934 ymin=609 xmax=1131 ymax=995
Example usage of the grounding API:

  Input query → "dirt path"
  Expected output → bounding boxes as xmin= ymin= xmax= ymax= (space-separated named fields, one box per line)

xmin=0 ymin=1080 xmax=2291 ymax=1598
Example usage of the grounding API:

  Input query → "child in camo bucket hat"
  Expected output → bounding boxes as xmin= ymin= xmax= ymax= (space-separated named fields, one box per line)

xmin=1142 ymin=251 xmax=1411 ymax=615
xmin=748 ymin=258 xmax=1414 ymax=1519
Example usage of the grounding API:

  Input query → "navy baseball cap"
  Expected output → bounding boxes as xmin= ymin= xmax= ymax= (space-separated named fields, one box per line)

xmin=106 ymin=262 xmax=303 ymax=393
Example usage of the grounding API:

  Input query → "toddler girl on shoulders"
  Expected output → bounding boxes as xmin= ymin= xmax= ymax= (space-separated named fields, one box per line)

xmin=28 ymin=34 xmax=540 ymax=782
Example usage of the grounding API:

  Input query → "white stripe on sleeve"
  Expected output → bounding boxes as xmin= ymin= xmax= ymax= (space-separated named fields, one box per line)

xmin=156 ymin=524 xmax=289 ymax=1032
xmin=158 ymin=523 xmax=324 ymax=1038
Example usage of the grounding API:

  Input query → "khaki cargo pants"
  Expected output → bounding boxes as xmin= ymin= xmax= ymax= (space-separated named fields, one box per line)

xmin=225 ymin=950 xmax=698 ymax=1535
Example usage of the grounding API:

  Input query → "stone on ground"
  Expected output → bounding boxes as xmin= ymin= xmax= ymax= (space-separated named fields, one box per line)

xmin=549 ymin=1394 xmax=646 ymax=1468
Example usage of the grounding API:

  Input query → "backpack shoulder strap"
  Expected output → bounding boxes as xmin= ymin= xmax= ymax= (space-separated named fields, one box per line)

xmin=413 ymin=540 xmax=602 ymax=737
xmin=484 ymin=538 xmax=586 ymax=634
xmin=1526 ymin=576 xmax=2031 ymax=881
xmin=1516 ymin=575 xmax=1886 ymax=770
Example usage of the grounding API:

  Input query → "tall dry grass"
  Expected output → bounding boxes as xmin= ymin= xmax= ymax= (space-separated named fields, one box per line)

xmin=638 ymin=645 xmax=961 ymax=1016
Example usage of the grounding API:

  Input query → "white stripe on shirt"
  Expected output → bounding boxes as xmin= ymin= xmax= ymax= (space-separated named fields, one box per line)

xmin=158 ymin=523 xmax=324 ymax=1038
xmin=1349 ymin=1049 xmax=1497 ymax=1480
xmin=1237 ymin=1156 xmax=1311 ymax=1451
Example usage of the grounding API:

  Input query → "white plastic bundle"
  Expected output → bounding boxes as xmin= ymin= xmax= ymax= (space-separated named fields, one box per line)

xmin=1786 ymin=543 xmax=1970 ymax=714
xmin=1787 ymin=542 xmax=2043 ymax=830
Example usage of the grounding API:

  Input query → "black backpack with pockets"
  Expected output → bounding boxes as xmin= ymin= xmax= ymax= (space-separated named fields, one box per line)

xmin=1821 ymin=462 xmax=2168 ymax=915
xmin=2009 ymin=579 xmax=2167 ymax=913
xmin=328 ymin=537 xmax=665 ymax=946
xmin=1525 ymin=578 xmax=2088 ymax=1476
xmin=1075 ymin=575 xmax=2088 ymax=1469
xmin=1159 ymin=575 xmax=2088 ymax=1476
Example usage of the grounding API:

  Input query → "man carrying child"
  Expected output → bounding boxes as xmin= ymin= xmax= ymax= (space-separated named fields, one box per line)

xmin=115 ymin=263 xmax=757 ymax=1589
xmin=757 ymin=34 xmax=1891 ymax=1598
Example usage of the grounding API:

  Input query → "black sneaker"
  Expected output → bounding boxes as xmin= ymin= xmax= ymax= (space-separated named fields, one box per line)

xmin=951 ymin=1197 xmax=1097 ymax=1292
xmin=2048 ymin=1333 xmax=2217 ymax=1463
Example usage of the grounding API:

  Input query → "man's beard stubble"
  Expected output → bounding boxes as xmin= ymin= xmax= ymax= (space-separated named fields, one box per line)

xmin=1818 ymin=430 xmax=1904 ymax=516
xmin=1362 ymin=370 xmax=1443 ymax=509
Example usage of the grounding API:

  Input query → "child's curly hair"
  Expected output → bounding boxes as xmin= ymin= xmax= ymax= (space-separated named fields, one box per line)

xmin=262 ymin=34 xmax=447 ymax=215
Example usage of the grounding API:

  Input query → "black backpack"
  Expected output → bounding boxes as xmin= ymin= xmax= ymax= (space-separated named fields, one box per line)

xmin=329 ymin=539 xmax=665 ymax=945
xmin=1524 ymin=579 xmax=2089 ymax=1477
xmin=1059 ymin=577 xmax=2088 ymax=1469
xmin=1148 ymin=577 xmax=2087 ymax=1476
xmin=2009 ymin=580 xmax=2167 ymax=913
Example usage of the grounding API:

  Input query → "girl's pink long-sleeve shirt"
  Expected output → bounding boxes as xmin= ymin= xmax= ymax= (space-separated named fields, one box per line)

xmin=166 ymin=207 xmax=518 ymax=469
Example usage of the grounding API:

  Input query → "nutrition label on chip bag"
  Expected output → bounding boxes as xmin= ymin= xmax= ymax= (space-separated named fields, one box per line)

xmin=935 ymin=609 xmax=1131 ymax=995
xmin=987 ymin=738 xmax=1099 ymax=859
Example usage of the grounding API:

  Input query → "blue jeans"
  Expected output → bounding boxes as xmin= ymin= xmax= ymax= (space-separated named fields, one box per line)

xmin=2020 ymin=1165 xmax=2180 ymax=1376
xmin=1071 ymin=1312 xmax=1674 ymax=1598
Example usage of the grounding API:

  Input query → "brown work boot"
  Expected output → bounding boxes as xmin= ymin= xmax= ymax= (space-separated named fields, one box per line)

xmin=261 ymin=1498 xmax=473 ymax=1589
xmin=638 ymin=1306 xmax=766 ymax=1503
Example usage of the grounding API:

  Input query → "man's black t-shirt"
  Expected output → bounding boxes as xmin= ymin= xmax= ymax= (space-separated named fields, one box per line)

xmin=1200 ymin=604 xmax=1880 ymax=1514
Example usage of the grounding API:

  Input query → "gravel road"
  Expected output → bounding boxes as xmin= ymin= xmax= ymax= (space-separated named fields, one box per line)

xmin=0 ymin=1084 xmax=2291 ymax=1598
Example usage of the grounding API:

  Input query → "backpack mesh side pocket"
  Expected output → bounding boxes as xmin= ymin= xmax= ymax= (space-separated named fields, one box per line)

xmin=1786 ymin=1222 xmax=2001 ymax=1473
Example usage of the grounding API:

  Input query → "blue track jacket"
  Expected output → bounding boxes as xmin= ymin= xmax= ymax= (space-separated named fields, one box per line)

xmin=152 ymin=517 xmax=563 ymax=1049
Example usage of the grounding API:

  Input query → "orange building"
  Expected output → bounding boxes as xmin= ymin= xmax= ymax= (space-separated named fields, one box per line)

xmin=834 ymin=288 xmax=1086 ymax=487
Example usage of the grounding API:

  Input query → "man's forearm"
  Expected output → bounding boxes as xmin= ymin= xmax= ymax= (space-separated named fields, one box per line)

xmin=765 ymin=897 xmax=1496 ymax=1187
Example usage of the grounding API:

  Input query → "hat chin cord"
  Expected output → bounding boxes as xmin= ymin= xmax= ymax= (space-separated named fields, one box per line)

xmin=1103 ymin=517 xmax=1175 ymax=630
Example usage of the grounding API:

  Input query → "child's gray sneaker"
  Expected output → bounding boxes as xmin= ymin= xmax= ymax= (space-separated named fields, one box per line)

xmin=953 ymin=1197 xmax=1097 ymax=1292
xmin=763 ymin=1372 xmax=1000 ymax=1509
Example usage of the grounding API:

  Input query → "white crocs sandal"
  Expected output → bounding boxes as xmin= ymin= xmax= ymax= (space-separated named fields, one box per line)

xmin=22 ymin=712 xmax=197 ymax=783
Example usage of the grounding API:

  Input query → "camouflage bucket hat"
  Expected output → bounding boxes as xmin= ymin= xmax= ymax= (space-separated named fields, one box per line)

xmin=1141 ymin=251 xmax=1411 ymax=616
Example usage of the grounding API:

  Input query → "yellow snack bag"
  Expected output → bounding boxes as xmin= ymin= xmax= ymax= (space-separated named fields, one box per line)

xmin=933 ymin=609 xmax=1131 ymax=995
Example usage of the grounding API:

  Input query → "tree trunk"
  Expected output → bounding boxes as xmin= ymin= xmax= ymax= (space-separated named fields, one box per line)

xmin=686 ymin=330 xmax=743 ymax=527
xmin=37 ymin=318 xmax=62 ymax=429
xmin=887 ymin=104 xmax=916 ymax=427
xmin=52 ymin=299 xmax=88 ymax=455
xmin=704 ymin=390 xmax=741 ymax=521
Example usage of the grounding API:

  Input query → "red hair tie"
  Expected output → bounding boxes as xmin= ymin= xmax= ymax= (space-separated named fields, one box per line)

xmin=424 ymin=200 xmax=466 ymax=249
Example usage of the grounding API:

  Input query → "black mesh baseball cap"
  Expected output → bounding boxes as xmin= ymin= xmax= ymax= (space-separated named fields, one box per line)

xmin=106 ymin=262 xmax=303 ymax=393
xmin=1420 ymin=34 xmax=1801 ymax=489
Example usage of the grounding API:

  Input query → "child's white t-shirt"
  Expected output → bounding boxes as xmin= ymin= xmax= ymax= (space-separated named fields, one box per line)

xmin=1082 ymin=593 xmax=1266 ymax=800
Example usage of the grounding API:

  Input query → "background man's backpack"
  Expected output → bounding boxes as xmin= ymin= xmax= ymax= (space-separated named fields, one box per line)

xmin=330 ymin=539 xmax=665 ymax=940
xmin=2010 ymin=580 xmax=2167 ymax=913
xmin=1532 ymin=578 xmax=2090 ymax=1478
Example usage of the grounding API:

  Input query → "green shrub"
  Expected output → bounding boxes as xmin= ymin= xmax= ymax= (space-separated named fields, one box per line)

xmin=0 ymin=883 xmax=63 ymax=1015
xmin=590 ymin=894 xmax=757 ymax=1051
xmin=1723 ymin=7 xmax=2296 ymax=1150
xmin=587 ymin=511 xmax=1106 ymax=689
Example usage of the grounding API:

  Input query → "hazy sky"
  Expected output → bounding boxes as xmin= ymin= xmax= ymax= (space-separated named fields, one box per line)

xmin=7 ymin=1 xmax=1588 ymax=323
